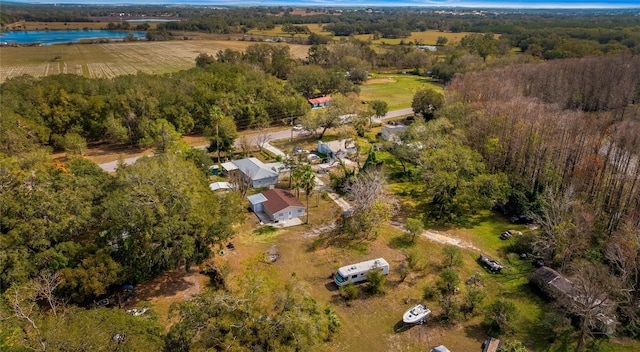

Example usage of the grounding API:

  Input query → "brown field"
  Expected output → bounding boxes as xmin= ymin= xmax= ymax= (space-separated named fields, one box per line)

xmin=0 ymin=40 xmax=309 ymax=82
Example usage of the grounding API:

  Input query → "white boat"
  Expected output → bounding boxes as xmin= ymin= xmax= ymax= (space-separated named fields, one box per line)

xmin=402 ymin=304 xmax=431 ymax=325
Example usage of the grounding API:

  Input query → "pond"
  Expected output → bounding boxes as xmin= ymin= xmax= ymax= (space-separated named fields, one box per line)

xmin=0 ymin=30 xmax=146 ymax=45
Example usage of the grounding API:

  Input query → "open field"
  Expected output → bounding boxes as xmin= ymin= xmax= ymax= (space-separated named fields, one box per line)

xmin=247 ymin=24 xmax=474 ymax=45
xmin=360 ymin=73 xmax=443 ymax=110
xmin=0 ymin=40 xmax=309 ymax=82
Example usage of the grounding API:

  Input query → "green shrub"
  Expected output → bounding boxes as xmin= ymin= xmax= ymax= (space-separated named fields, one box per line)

xmin=366 ymin=268 xmax=386 ymax=294
xmin=422 ymin=285 xmax=440 ymax=301
xmin=339 ymin=282 xmax=359 ymax=302
xmin=324 ymin=307 xmax=342 ymax=336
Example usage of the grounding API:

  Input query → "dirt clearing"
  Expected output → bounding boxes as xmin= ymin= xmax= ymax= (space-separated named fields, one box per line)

xmin=364 ymin=77 xmax=397 ymax=85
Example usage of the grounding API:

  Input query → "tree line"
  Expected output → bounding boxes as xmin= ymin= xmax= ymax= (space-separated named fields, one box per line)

xmin=443 ymin=54 xmax=640 ymax=341
xmin=4 ymin=3 xmax=639 ymax=58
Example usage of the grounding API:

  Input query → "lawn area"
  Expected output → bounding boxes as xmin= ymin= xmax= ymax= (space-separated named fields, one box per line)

xmin=354 ymin=30 xmax=477 ymax=46
xmin=360 ymin=73 xmax=443 ymax=110
xmin=247 ymin=23 xmax=333 ymax=38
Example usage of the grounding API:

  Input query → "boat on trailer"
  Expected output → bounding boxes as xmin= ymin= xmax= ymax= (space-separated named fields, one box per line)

xmin=402 ymin=304 xmax=431 ymax=325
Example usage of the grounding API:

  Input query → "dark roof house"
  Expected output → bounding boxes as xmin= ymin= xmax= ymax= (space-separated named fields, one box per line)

xmin=248 ymin=188 xmax=306 ymax=223
xmin=529 ymin=266 xmax=617 ymax=336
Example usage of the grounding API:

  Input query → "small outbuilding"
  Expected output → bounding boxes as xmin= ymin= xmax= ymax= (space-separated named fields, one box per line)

xmin=482 ymin=337 xmax=502 ymax=352
xmin=430 ymin=345 xmax=451 ymax=352
xmin=209 ymin=182 xmax=234 ymax=192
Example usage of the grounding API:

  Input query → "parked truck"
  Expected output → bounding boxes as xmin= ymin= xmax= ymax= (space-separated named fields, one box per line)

xmin=334 ymin=258 xmax=389 ymax=287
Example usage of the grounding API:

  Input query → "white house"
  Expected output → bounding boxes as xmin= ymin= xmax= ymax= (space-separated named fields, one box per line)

xmin=380 ymin=123 xmax=407 ymax=142
xmin=248 ymin=188 xmax=306 ymax=223
xmin=317 ymin=139 xmax=357 ymax=160
xmin=222 ymin=157 xmax=279 ymax=188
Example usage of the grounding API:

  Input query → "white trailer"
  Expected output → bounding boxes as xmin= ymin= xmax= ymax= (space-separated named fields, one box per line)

xmin=334 ymin=258 xmax=389 ymax=287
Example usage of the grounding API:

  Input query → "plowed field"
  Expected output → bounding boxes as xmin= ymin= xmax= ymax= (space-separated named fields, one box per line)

xmin=0 ymin=40 xmax=309 ymax=82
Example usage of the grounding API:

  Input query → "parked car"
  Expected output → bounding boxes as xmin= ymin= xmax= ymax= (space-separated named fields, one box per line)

xmin=479 ymin=254 xmax=503 ymax=273
xmin=510 ymin=215 xmax=534 ymax=224
xmin=500 ymin=230 xmax=512 ymax=240
xmin=293 ymin=146 xmax=303 ymax=153
xmin=292 ymin=124 xmax=304 ymax=131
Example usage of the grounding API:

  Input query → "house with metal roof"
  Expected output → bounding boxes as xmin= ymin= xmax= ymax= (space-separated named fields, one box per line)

xmin=221 ymin=157 xmax=279 ymax=188
xmin=248 ymin=188 xmax=305 ymax=223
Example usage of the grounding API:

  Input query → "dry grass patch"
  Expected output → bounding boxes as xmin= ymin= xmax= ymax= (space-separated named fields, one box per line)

xmin=131 ymin=268 xmax=210 ymax=333
xmin=364 ymin=77 xmax=397 ymax=85
xmin=354 ymin=30 xmax=478 ymax=45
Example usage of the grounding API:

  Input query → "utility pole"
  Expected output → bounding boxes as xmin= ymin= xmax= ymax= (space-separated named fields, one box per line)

xmin=216 ymin=121 xmax=220 ymax=163
xmin=290 ymin=114 xmax=294 ymax=142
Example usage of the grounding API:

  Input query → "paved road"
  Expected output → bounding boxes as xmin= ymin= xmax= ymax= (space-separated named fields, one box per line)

xmin=98 ymin=108 xmax=414 ymax=172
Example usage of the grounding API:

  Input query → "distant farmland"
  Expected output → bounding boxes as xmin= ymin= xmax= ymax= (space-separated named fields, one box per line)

xmin=0 ymin=40 xmax=310 ymax=82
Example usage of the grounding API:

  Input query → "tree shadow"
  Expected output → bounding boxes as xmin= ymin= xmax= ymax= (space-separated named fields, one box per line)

xmin=324 ymin=281 xmax=339 ymax=292
xmin=389 ymin=235 xmax=414 ymax=249
xmin=463 ymin=323 xmax=487 ymax=344
xmin=394 ymin=320 xmax=424 ymax=333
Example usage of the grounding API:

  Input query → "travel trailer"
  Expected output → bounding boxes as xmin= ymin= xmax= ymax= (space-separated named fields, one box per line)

xmin=334 ymin=258 xmax=389 ymax=287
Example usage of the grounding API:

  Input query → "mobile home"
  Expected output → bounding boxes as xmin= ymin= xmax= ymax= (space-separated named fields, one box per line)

xmin=334 ymin=258 xmax=389 ymax=287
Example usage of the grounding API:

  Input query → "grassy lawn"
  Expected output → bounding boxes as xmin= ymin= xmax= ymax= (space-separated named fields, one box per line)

xmin=360 ymin=73 xmax=442 ymax=110
xmin=354 ymin=30 xmax=476 ymax=46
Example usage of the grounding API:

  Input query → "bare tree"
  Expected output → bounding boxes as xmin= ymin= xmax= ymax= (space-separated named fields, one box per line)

xmin=5 ymin=284 xmax=46 ymax=351
xmin=341 ymin=168 xmax=397 ymax=238
xmin=34 ymin=272 xmax=64 ymax=317
xmin=254 ymin=133 xmax=270 ymax=152
xmin=532 ymin=188 xmax=592 ymax=271
xmin=567 ymin=262 xmax=617 ymax=351
xmin=237 ymin=136 xmax=253 ymax=158
xmin=229 ymin=168 xmax=253 ymax=198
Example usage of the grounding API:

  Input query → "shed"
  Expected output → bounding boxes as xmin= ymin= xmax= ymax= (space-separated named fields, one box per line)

xmin=209 ymin=182 xmax=234 ymax=191
xmin=482 ymin=337 xmax=502 ymax=352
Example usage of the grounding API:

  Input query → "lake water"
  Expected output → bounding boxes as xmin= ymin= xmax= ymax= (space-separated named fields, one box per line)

xmin=0 ymin=30 xmax=146 ymax=46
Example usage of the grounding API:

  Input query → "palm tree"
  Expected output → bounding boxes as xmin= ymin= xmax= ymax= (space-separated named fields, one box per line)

xmin=294 ymin=165 xmax=316 ymax=224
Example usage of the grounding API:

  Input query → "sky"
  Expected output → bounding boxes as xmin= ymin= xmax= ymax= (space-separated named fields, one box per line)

xmin=6 ymin=0 xmax=640 ymax=9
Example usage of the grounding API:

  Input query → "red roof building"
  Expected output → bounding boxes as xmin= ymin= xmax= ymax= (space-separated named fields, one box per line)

xmin=308 ymin=96 xmax=332 ymax=108
xmin=248 ymin=188 xmax=306 ymax=223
